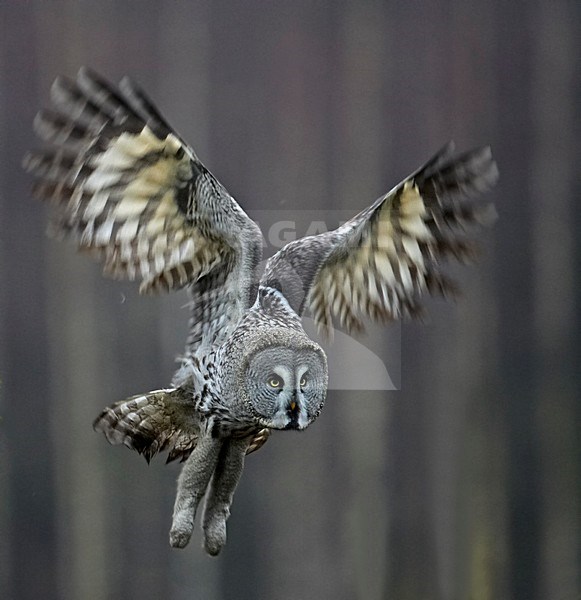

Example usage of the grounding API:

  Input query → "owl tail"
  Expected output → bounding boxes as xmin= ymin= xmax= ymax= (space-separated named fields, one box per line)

xmin=93 ymin=388 xmax=201 ymax=464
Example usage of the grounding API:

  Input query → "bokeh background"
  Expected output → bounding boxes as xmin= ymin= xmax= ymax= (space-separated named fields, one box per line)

xmin=1 ymin=2 xmax=579 ymax=599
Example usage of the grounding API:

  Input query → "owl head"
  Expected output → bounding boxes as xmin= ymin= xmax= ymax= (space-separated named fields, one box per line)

xmin=223 ymin=325 xmax=328 ymax=430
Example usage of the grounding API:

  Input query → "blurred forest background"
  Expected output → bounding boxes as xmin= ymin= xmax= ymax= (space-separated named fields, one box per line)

xmin=0 ymin=1 xmax=579 ymax=599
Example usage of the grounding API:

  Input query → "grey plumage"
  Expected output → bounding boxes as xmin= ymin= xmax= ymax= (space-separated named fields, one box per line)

xmin=24 ymin=68 xmax=498 ymax=555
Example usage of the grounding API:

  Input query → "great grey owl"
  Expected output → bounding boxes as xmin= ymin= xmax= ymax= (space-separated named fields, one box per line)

xmin=24 ymin=68 xmax=498 ymax=555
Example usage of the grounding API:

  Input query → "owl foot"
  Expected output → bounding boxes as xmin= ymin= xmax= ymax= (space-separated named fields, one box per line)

xmin=203 ymin=514 xmax=227 ymax=556
xmin=170 ymin=434 xmax=224 ymax=549
xmin=169 ymin=514 xmax=194 ymax=548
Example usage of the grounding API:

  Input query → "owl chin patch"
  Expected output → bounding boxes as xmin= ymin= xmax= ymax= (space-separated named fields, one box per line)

xmin=285 ymin=400 xmax=301 ymax=429
xmin=284 ymin=420 xmax=301 ymax=431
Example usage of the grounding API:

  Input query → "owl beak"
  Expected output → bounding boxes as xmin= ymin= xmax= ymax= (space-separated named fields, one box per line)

xmin=284 ymin=394 xmax=301 ymax=430
xmin=288 ymin=391 xmax=299 ymax=414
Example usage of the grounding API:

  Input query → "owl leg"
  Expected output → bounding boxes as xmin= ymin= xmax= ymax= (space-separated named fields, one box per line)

xmin=201 ymin=436 xmax=250 ymax=555
xmin=169 ymin=432 xmax=223 ymax=549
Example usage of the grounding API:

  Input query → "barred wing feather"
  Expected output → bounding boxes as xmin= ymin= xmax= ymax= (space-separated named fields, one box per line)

xmin=261 ymin=143 xmax=498 ymax=335
xmin=24 ymin=68 xmax=262 ymax=349
xmin=93 ymin=388 xmax=271 ymax=464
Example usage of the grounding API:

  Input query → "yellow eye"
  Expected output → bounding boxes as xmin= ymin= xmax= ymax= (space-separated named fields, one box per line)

xmin=300 ymin=376 xmax=307 ymax=388
xmin=268 ymin=375 xmax=282 ymax=388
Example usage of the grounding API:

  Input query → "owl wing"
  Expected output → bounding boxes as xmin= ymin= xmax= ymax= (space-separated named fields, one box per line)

xmin=24 ymin=68 xmax=262 ymax=351
xmin=261 ymin=143 xmax=498 ymax=335
xmin=93 ymin=388 xmax=271 ymax=464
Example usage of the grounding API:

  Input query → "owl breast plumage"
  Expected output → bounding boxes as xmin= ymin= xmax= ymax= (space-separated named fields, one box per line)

xmin=24 ymin=69 xmax=498 ymax=555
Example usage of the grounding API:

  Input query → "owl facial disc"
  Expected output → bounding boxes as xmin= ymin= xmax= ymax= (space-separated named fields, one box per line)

xmin=242 ymin=343 xmax=327 ymax=430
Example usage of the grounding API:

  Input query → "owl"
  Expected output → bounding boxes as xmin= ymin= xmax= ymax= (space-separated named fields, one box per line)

xmin=24 ymin=68 xmax=498 ymax=555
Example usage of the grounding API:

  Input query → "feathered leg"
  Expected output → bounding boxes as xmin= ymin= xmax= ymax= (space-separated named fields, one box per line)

xmin=169 ymin=432 xmax=222 ymax=549
xmin=202 ymin=436 xmax=251 ymax=555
